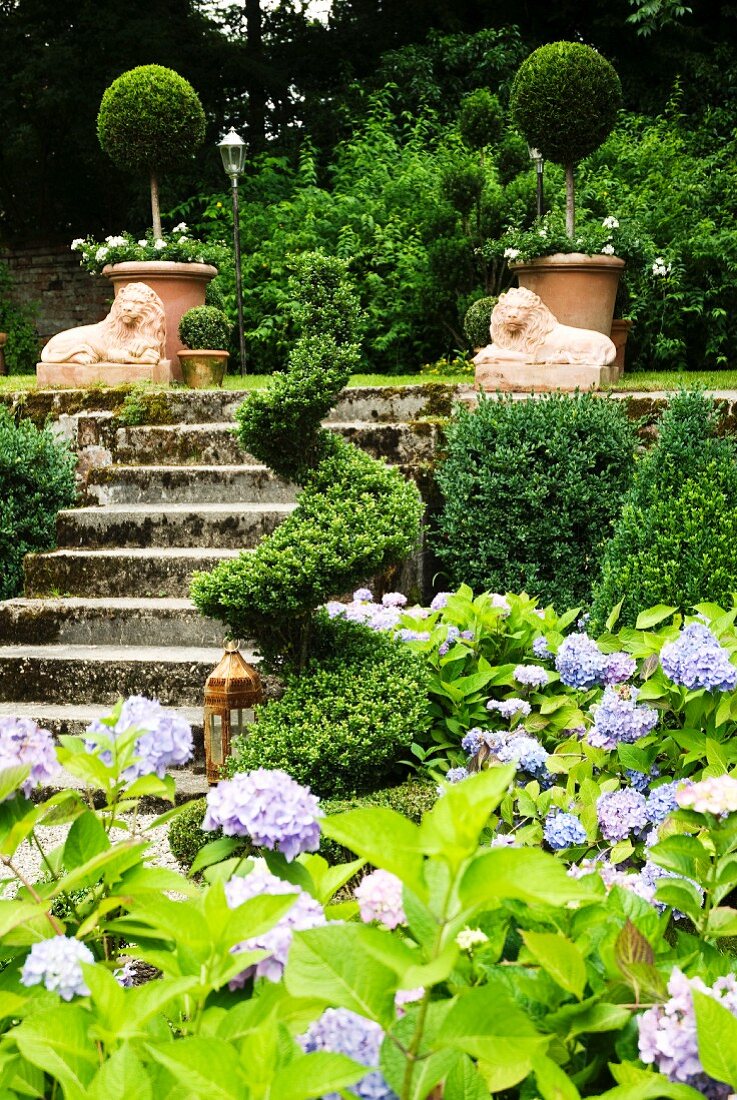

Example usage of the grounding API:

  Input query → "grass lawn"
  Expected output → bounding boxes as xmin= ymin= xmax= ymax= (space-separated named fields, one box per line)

xmin=609 ymin=370 xmax=737 ymax=391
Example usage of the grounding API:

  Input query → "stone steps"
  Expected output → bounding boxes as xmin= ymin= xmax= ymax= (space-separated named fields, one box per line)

xmin=56 ymin=501 xmax=295 ymax=550
xmin=0 ymin=598 xmax=223 ymax=647
xmin=85 ymin=464 xmax=298 ymax=506
xmin=24 ymin=547 xmax=242 ymax=598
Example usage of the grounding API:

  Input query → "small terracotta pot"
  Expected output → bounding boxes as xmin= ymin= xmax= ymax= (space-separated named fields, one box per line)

xmin=103 ymin=261 xmax=217 ymax=378
xmin=177 ymin=349 xmax=229 ymax=389
xmin=510 ymin=252 xmax=625 ymax=335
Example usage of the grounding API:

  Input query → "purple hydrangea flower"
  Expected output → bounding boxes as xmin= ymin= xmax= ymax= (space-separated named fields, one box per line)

xmin=486 ymin=698 xmax=532 ymax=720
xmin=325 ymin=601 xmax=347 ymax=619
xmin=344 ymin=601 xmax=374 ymax=624
xmin=114 ymin=958 xmax=138 ymax=987
xmin=381 ymin=592 xmax=407 ymax=607
xmin=204 ymin=769 xmax=322 ymax=861
xmin=445 ymin=766 xmax=469 ymax=784
xmin=513 ymin=665 xmax=548 ymax=689
xmin=225 ymin=862 xmax=326 ymax=984
xmin=532 ymin=636 xmax=552 ymax=660
xmin=438 ymin=624 xmax=461 ymax=656
xmin=395 ymin=628 xmax=430 ymax=643
xmin=367 ymin=606 xmax=402 ymax=632
xmin=544 ymin=811 xmax=587 ymax=850
xmin=638 ymin=968 xmax=737 ymax=1097
xmin=496 ymin=734 xmax=548 ymax=778
xmin=491 ymin=594 xmax=511 ymax=617
xmin=587 ymin=685 xmax=659 ymax=750
xmin=21 ymin=936 xmax=94 ymax=1000
xmin=86 ymin=696 xmax=193 ymax=780
xmin=355 ymin=869 xmax=406 ymax=930
xmin=430 ymin=592 xmax=451 ymax=611
xmin=353 ymin=588 xmax=373 ymax=602
xmin=660 ymin=622 xmax=737 ymax=692
xmin=646 ymin=781 xmax=679 ymax=825
xmin=0 ymin=717 xmax=57 ymax=797
xmin=597 ymin=788 xmax=649 ymax=841
xmin=461 ymin=728 xmax=486 ymax=755
xmin=490 ymin=832 xmax=518 ymax=848
xmin=603 ymin=651 xmax=637 ymax=685
xmin=300 ymin=1008 xmax=397 ymax=1100
xmin=555 ymin=634 xmax=607 ymax=689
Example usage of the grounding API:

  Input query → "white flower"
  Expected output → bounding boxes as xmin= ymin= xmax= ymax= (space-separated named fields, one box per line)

xmin=456 ymin=928 xmax=488 ymax=952
xmin=154 ymin=238 xmax=167 ymax=250
xmin=104 ymin=235 xmax=113 ymax=243
xmin=538 ymin=229 xmax=547 ymax=237
xmin=106 ymin=235 xmax=127 ymax=248
xmin=70 ymin=239 xmax=85 ymax=251
xmin=172 ymin=222 xmax=188 ymax=234
xmin=138 ymin=240 xmax=147 ymax=247
xmin=503 ymin=247 xmax=520 ymax=260
xmin=178 ymin=235 xmax=188 ymax=243
xmin=602 ymin=216 xmax=619 ymax=229
xmin=601 ymin=244 xmax=616 ymax=255
xmin=95 ymin=247 xmax=108 ymax=261
xmin=652 ymin=257 xmax=672 ymax=277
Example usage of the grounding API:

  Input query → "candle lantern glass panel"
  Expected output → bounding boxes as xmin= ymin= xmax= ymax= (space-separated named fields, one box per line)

xmin=203 ymin=643 xmax=263 ymax=784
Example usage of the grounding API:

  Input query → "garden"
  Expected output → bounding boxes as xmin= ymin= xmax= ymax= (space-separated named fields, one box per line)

xmin=2 ymin=2 xmax=737 ymax=1098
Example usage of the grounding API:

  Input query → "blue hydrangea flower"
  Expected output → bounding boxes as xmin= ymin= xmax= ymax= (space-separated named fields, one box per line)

xmin=325 ymin=601 xmax=347 ymax=619
xmin=544 ymin=811 xmax=587 ymax=850
xmin=513 ymin=665 xmax=548 ymax=689
xmin=486 ymin=698 xmax=532 ymax=720
xmin=660 ymin=622 xmax=737 ymax=692
xmin=353 ymin=588 xmax=373 ymax=602
xmin=204 ymin=768 xmax=322 ymax=861
xmin=445 ymin=766 xmax=469 ymax=784
xmin=86 ymin=696 xmax=193 ymax=780
xmin=21 ymin=936 xmax=94 ymax=1000
xmin=532 ymin=636 xmax=552 ymax=660
xmin=646 ymin=781 xmax=679 ymax=824
xmin=627 ymin=766 xmax=660 ymax=793
xmin=461 ymin=728 xmax=486 ymax=755
xmin=597 ymin=788 xmax=649 ymax=841
xmin=430 ymin=592 xmax=451 ymax=611
xmin=438 ymin=625 xmax=461 ymax=656
xmin=496 ymin=734 xmax=549 ymax=778
xmin=395 ymin=628 xmax=430 ymax=643
xmin=603 ymin=652 xmax=637 ymax=685
xmin=555 ymin=634 xmax=607 ymax=689
xmin=300 ymin=1008 xmax=397 ymax=1100
xmin=587 ymin=685 xmax=659 ymax=750
xmin=0 ymin=717 xmax=57 ymax=797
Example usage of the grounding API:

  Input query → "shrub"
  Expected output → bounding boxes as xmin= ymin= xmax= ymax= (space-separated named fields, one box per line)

xmin=191 ymin=253 xmax=423 ymax=669
xmin=226 ymin=620 xmax=432 ymax=799
xmin=0 ymin=409 xmax=77 ymax=599
xmin=462 ymin=296 xmax=496 ymax=349
xmin=592 ymin=391 xmax=737 ymax=627
xmin=458 ymin=89 xmax=504 ymax=152
xmin=0 ymin=265 xmax=39 ymax=375
xmin=432 ymin=393 xmax=636 ymax=612
xmin=97 ymin=65 xmax=206 ymax=236
xmin=179 ymin=305 xmax=231 ymax=350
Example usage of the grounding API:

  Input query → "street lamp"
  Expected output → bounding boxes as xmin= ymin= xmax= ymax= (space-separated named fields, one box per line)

xmin=218 ymin=127 xmax=247 ymax=376
xmin=528 ymin=146 xmax=545 ymax=219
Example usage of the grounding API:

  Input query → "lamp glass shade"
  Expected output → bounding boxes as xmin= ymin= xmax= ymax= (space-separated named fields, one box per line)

xmin=219 ymin=127 xmax=247 ymax=178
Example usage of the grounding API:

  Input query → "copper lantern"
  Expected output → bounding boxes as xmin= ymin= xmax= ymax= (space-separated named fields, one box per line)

xmin=203 ymin=641 xmax=263 ymax=783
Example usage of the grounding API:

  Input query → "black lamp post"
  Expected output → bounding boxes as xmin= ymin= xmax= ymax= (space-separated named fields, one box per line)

xmin=528 ymin=146 xmax=545 ymax=219
xmin=218 ymin=127 xmax=247 ymax=375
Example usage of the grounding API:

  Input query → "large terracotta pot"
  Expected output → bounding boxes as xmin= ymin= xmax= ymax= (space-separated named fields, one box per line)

xmin=510 ymin=253 xmax=625 ymax=336
xmin=102 ymin=261 xmax=217 ymax=380
xmin=610 ymin=318 xmax=633 ymax=374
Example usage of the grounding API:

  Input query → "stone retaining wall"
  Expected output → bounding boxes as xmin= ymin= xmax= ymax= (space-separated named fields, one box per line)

xmin=0 ymin=245 xmax=110 ymax=347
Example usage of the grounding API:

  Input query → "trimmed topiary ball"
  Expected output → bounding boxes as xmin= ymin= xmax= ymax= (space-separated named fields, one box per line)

xmin=463 ymin=296 xmax=497 ymax=349
xmin=179 ymin=306 xmax=231 ymax=350
xmin=458 ymin=89 xmax=504 ymax=151
xmin=510 ymin=42 xmax=621 ymax=167
xmin=97 ymin=64 xmax=206 ymax=176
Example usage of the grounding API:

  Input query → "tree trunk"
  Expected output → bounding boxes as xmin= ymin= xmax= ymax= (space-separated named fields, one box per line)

xmin=150 ymin=173 xmax=162 ymax=239
xmin=565 ymin=163 xmax=575 ymax=237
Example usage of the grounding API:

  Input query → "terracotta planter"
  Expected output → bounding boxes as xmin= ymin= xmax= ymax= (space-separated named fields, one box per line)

xmin=102 ymin=261 xmax=217 ymax=379
xmin=177 ymin=349 xmax=229 ymax=389
xmin=510 ymin=253 xmax=625 ymax=336
xmin=610 ymin=318 xmax=632 ymax=374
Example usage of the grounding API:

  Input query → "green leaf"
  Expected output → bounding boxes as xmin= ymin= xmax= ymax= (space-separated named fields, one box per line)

xmin=12 ymin=1006 xmax=99 ymax=1100
xmin=285 ymin=924 xmax=397 ymax=1028
xmin=63 ymin=810 xmax=110 ymax=871
xmin=443 ymin=1054 xmax=489 ymax=1100
xmin=88 ymin=1046 xmax=153 ymax=1100
xmin=145 ymin=1038 xmax=247 ymax=1099
xmin=546 ymin=1000 xmax=631 ymax=1038
xmin=116 ymin=977 xmax=200 ymax=1037
xmin=521 ymin=930 xmax=587 ymax=999
xmin=460 ymin=847 xmax=594 ymax=909
xmin=532 ymin=1053 xmax=581 ymax=1100
xmin=635 ymin=605 xmax=677 ymax=630
xmin=706 ymin=906 xmax=737 ymax=937
xmin=0 ymin=769 xmax=31 ymax=805
xmin=439 ymin=983 xmax=545 ymax=1077
xmin=606 ymin=599 xmax=624 ymax=633
xmin=80 ymin=963 xmax=124 ymax=1033
xmin=189 ymin=837 xmax=244 ymax=876
xmin=320 ymin=809 xmax=426 ymax=896
xmin=271 ymin=1052 xmax=366 ymax=1100
xmin=694 ymin=989 xmax=737 ymax=1088
xmin=421 ymin=766 xmax=515 ymax=865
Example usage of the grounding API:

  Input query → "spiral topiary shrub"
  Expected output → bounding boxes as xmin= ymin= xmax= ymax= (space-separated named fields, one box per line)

xmin=463 ymin=296 xmax=497 ymax=349
xmin=591 ymin=391 xmax=737 ymax=629
xmin=431 ymin=393 xmax=636 ymax=612
xmin=97 ymin=65 xmax=206 ymax=237
xmin=510 ymin=42 xmax=621 ymax=234
xmin=0 ymin=408 xmax=77 ymax=600
xmin=179 ymin=305 xmax=231 ymax=350
xmin=191 ymin=252 xmax=424 ymax=670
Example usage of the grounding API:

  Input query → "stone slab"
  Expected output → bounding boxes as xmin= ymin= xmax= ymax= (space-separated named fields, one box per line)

xmin=475 ymin=360 xmax=623 ymax=393
xmin=36 ymin=360 xmax=176 ymax=389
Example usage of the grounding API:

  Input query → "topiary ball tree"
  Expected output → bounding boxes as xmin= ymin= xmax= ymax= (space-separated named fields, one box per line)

xmin=98 ymin=65 xmax=206 ymax=238
xmin=510 ymin=42 xmax=621 ymax=236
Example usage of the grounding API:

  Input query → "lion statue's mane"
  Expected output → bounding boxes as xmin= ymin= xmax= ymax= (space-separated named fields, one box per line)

xmin=487 ymin=286 xmax=615 ymax=366
xmin=41 ymin=282 xmax=166 ymax=365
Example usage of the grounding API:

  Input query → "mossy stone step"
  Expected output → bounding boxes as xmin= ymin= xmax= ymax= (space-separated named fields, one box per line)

xmin=85 ymin=464 xmax=298 ymax=506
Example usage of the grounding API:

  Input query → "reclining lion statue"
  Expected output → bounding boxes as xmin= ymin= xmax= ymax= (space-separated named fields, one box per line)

xmin=475 ymin=286 xmax=616 ymax=367
xmin=41 ymin=282 xmax=166 ymax=365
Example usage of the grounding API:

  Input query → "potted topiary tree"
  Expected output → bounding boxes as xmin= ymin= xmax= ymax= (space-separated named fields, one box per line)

xmin=177 ymin=305 xmax=231 ymax=388
xmin=507 ymin=42 xmax=624 ymax=335
xmin=93 ymin=64 xmax=218 ymax=370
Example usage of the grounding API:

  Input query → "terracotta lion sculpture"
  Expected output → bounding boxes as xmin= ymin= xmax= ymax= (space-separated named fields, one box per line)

xmin=475 ymin=286 xmax=615 ymax=366
xmin=41 ymin=282 xmax=166 ymax=365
